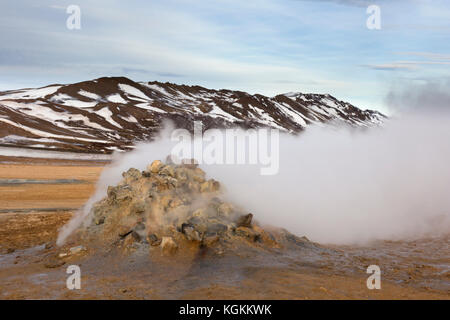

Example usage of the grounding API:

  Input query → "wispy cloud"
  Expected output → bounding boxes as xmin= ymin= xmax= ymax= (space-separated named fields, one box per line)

xmin=362 ymin=64 xmax=416 ymax=71
xmin=394 ymin=52 xmax=450 ymax=61
xmin=363 ymin=59 xmax=450 ymax=71
xmin=0 ymin=0 xmax=450 ymax=111
xmin=293 ymin=0 xmax=379 ymax=7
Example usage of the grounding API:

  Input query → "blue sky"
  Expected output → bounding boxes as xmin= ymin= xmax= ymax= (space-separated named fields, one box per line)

xmin=1 ymin=0 xmax=450 ymax=114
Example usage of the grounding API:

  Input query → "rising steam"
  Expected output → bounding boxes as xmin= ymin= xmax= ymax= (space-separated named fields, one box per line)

xmin=58 ymin=99 xmax=450 ymax=246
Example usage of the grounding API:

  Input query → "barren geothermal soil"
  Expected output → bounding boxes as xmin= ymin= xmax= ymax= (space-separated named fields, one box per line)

xmin=0 ymin=157 xmax=448 ymax=300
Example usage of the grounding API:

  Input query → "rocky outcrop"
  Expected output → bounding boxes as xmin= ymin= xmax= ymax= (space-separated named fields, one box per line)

xmin=75 ymin=158 xmax=310 ymax=256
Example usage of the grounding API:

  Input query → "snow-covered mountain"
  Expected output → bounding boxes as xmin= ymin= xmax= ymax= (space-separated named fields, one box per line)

xmin=0 ymin=77 xmax=385 ymax=153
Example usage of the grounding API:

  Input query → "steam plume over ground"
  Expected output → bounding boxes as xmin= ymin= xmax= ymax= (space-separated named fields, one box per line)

xmin=58 ymin=112 xmax=450 ymax=246
xmin=215 ymin=114 xmax=450 ymax=244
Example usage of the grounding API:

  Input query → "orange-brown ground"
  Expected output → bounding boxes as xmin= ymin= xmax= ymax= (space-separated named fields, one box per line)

xmin=0 ymin=157 xmax=448 ymax=300
xmin=0 ymin=212 xmax=72 ymax=250
xmin=0 ymin=162 xmax=102 ymax=210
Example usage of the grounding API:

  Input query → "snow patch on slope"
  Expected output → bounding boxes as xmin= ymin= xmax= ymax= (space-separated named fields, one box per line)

xmin=107 ymin=94 xmax=127 ymax=104
xmin=0 ymin=86 xmax=62 ymax=100
xmin=96 ymin=107 xmax=122 ymax=128
xmin=119 ymin=84 xmax=151 ymax=101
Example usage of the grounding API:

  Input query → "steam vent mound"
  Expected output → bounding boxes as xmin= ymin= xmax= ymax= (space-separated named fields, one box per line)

xmin=78 ymin=158 xmax=310 ymax=256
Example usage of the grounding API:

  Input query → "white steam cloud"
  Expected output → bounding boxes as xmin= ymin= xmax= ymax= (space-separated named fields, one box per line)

xmin=212 ymin=114 xmax=450 ymax=244
xmin=58 ymin=113 xmax=450 ymax=245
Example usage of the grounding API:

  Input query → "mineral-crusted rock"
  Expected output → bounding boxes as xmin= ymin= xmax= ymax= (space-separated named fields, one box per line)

xmin=181 ymin=223 xmax=202 ymax=242
xmin=160 ymin=165 xmax=175 ymax=177
xmin=202 ymin=235 xmax=220 ymax=246
xmin=147 ymin=234 xmax=162 ymax=246
xmin=235 ymin=226 xmax=260 ymax=242
xmin=108 ymin=185 xmax=133 ymax=202
xmin=236 ymin=213 xmax=253 ymax=228
xmin=77 ymin=157 xmax=310 ymax=256
xmin=200 ymin=179 xmax=220 ymax=193
xmin=148 ymin=160 xmax=163 ymax=173
xmin=69 ymin=245 xmax=86 ymax=254
xmin=217 ymin=202 xmax=234 ymax=217
xmin=122 ymin=168 xmax=142 ymax=181
xmin=160 ymin=237 xmax=178 ymax=255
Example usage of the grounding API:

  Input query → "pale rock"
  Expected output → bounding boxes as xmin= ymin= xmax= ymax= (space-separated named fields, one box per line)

xmin=160 ymin=237 xmax=178 ymax=255
xmin=148 ymin=160 xmax=163 ymax=173
xmin=69 ymin=245 xmax=86 ymax=255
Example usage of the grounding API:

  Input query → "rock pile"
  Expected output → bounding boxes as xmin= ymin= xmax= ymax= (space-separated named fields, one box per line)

xmin=76 ymin=158 xmax=308 ymax=255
